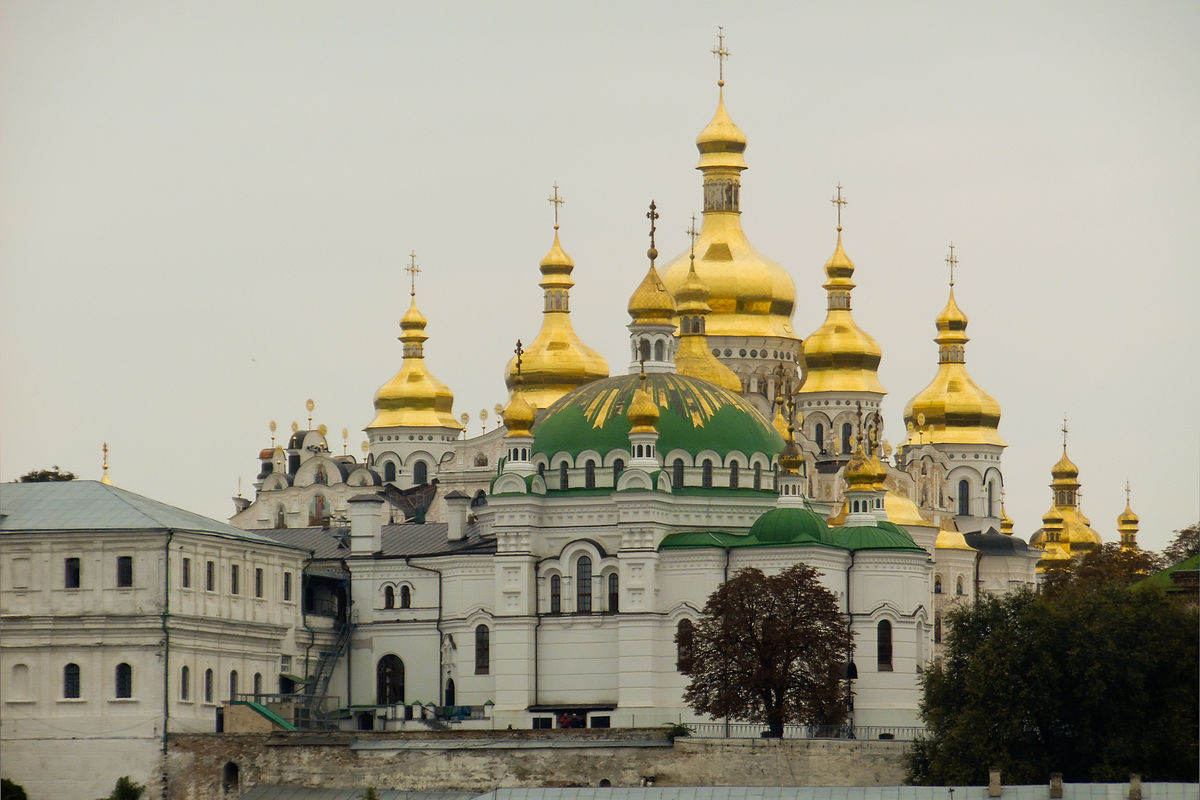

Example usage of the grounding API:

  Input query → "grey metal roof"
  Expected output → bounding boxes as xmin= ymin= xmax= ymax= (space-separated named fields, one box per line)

xmin=241 ymin=786 xmax=477 ymax=800
xmin=0 ymin=480 xmax=299 ymax=548
xmin=255 ymin=523 xmax=496 ymax=559
xmin=964 ymin=529 xmax=1031 ymax=555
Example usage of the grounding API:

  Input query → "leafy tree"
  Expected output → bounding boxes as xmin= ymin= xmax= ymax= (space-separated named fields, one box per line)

xmin=2 ymin=778 xmax=28 ymax=800
xmin=99 ymin=776 xmax=144 ymax=800
xmin=1162 ymin=522 xmax=1199 ymax=565
xmin=908 ymin=583 xmax=1198 ymax=784
xmin=678 ymin=563 xmax=852 ymax=738
xmin=359 ymin=789 xmax=380 ymax=800
xmin=17 ymin=466 xmax=75 ymax=482
xmin=1040 ymin=543 xmax=1162 ymax=593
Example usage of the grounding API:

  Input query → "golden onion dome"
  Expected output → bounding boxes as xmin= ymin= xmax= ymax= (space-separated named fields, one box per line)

xmin=779 ymin=438 xmax=804 ymax=474
xmin=935 ymin=528 xmax=975 ymax=551
xmin=826 ymin=490 xmax=930 ymax=527
xmin=674 ymin=257 xmax=743 ymax=392
xmin=799 ymin=230 xmax=886 ymax=395
xmin=903 ymin=284 xmax=1005 ymax=447
xmin=504 ymin=228 xmax=609 ymax=411
xmin=1051 ymin=448 xmax=1080 ymax=483
xmin=369 ymin=297 xmax=464 ymax=431
xmin=844 ymin=445 xmax=887 ymax=492
xmin=1118 ymin=500 xmax=1139 ymax=526
xmin=628 ymin=263 xmax=677 ymax=327
xmin=772 ymin=402 xmax=789 ymax=440
xmin=627 ymin=378 xmax=661 ymax=433
xmin=502 ymin=382 xmax=536 ymax=439
xmin=660 ymin=86 xmax=796 ymax=341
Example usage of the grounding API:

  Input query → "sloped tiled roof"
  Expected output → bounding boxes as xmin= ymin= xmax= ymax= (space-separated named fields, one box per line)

xmin=0 ymin=480 xmax=297 ymax=548
xmin=254 ymin=523 xmax=496 ymax=559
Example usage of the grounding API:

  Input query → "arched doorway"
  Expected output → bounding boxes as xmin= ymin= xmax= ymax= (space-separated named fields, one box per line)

xmin=375 ymin=655 xmax=404 ymax=705
xmin=444 ymin=677 xmax=456 ymax=707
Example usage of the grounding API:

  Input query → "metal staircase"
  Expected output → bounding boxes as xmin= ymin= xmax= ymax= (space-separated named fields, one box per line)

xmin=294 ymin=621 xmax=353 ymax=729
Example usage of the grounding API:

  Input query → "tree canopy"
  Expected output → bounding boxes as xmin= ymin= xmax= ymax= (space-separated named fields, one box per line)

xmin=1040 ymin=543 xmax=1162 ymax=593
xmin=678 ymin=563 xmax=852 ymax=737
xmin=1162 ymin=522 xmax=1199 ymax=565
xmin=908 ymin=582 xmax=1198 ymax=784
xmin=17 ymin=466 xmax=76 ymax=482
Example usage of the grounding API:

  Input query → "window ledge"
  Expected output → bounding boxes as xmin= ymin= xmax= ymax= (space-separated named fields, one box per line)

xmin=57 ymin=698 xmax=86 ymax=704
xmin=5 ymin=699 xmax=36 ymax=705
xmin=109 ymin=697 xmax=138 ymax=703
xmin=178 ymin=699 xmax=194 ymax=705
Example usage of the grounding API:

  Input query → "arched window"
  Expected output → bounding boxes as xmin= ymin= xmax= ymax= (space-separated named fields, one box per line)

xmin=841 ymin=423 xmax=853 ymax=454
xmin=654 ymin=339 xmax=665 ymax=361
xmin=754 ymin=463 xmax=762 ymax=490
xmin=444 ymin=678 xmax=456 ymax=707
xmin=384 ymin=585 xmax=395 ymax=609
xmin=702 ymin=459 xmax=713 ymax=488
xmin=956 ymin=576 xmax=965 ymax=595
xmin=672 ymin=459 xmax=685 ymax=488
xmin=376 ymin=655 xmax=404 ymax=705
xmin=116 ymin=663 xmax=133 ymax=699
xmin=729 ymin=462 xmax=739 ymax=489
xmin=400 ymin=585 xmax=411 ymax=608
xmin=253 ymin=673 xmax=262 ymax=698
xmin=576 ymin=556 xmax=592 ymax=613
xmin=538 ymin=463 xmax=545 ymax=479
xmin=607 ymin=573 xmax=619 ymax=613
xmin=584 ymin=461 xmax=596 ymax=489
xmin=413 ymin=461 xmax=428 ymax=486
xmin=815 ymin=423 xmax=825 ymax=453
xmin=934 ymin=574 xmax=943 ymax=594
xmin=384 ymin=462 xmax=396 ymax=482
xmin=957 ymin=479 xmax=970 ymax=516
xmin=475 ymin=624 xmax=490 ymax=675
xmin=877 ymin=620 xmax=893 ymax=671
xmin=934 ymin=615 xmax=942 ymax=644
xmin=180 ymin=665 xmax=190 ymax=700
xmin=613 ymin=459 xmax=624 ymax=485
xmin=204 ymin=669 xmax=214 ymax=703
xmin=222 ymin=762 xmax=240 ymax=794
xmin=228 ymin=670 xmax=238 ymax=701
xmin=676 ymin=619 xmax=694 ymax=670
xmin=63 ymin=663 xmax=81 ymax=699
xmin=988 ymin=481 xmax=996 ymax=517
xmin=550 ymin=574 xmax=561 ymax=614
xmin=11 ymin=663 xmax=29 ymax=701
xmin=559 ymin=462 xmax=568 ymax=490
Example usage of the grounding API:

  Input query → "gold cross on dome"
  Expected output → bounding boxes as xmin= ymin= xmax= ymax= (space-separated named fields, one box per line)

xmin=514 ymin=339 xmax=524 ymax=377
xmin=831 ymin=183 xmax=847 ymax=231
xmin=646 ymin=200 xmax=660 ymax=262
xmin=1061 ymin=414 xmax=1069 ymax=448
xmin=712 ymin=26 xmax=730 ymax=87
xmin=406 ymin=251 xmax=421 ymax=296
xmin=686 ymin=214 xmax=699 ymax=258
xmin=1125 ymin=480 xmax=1131 ymax=504
xmin=548 ymin=183 xmax=564 ymax=230
xmin=946 ymin=242 xmax=958 ymax=287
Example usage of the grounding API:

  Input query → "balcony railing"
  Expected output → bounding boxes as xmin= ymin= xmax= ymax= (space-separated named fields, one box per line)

xmin=686 ymin=721 xmax=923 ymax=741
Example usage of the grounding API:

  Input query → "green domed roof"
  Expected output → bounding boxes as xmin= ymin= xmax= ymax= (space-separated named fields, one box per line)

xmin=533 ymin=372 xmax=783 ymax=460
xmin=832 ymin=521 xmax=926 ymax=552
xmin=749 ymin=507 xmax=832 ymax=545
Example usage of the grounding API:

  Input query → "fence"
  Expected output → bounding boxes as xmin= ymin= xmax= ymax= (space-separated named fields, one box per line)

xmin=687 ymin=721 xmax=923 ymax=741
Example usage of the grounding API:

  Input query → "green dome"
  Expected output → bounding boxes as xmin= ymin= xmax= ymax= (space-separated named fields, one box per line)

xmin=749 ymin=507 xmax=832 ymax=545
xmin=832 ymin=521 xmax=926 ymax=552
xmin=533 ymin=372 xmax=783 ymax=461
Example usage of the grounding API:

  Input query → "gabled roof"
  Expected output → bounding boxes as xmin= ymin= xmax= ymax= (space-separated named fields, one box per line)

xmin=0 ymin=480 xmax=297 ymax=548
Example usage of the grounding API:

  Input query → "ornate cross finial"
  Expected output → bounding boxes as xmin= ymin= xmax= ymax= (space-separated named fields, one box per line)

xmin=1061 ymin=414 xmax=1069 ymax=449
xmin=513 ymin=339 xmax=524 ymax=377
xmin=712 ymin=26 xmax=730 ymax=87
xmin=687 ymin=213 xmax=699 ymax=259
xmin=946 ymin=242 xmax=958 ymax=287
xmin=1125 ymin=480 xmax=1131 ymax=504
xmin=102 ymin=442 xmax=109 ymax=470
xmin=548 ymin=183 xmax=564 ymax=230
xmin=831 ymin=183 xmax=847 ymax=232
xmin=406 ymin=251 xmax=421 ymax=297
xmin=646 ymin=201 xmax=660 ymax=264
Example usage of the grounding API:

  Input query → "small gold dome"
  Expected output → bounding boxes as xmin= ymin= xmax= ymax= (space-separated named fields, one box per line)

xmin=628 ymin=264 xmax=676 ymax=327
xmin=779 ymin=439 xmax=804 ymax=474
xmin=826 ymin=491 xmax=931 ymax=527
xmin=674 ymin=259 xmax=743 ymax=392
xmin=1000 ymin=504 xmax=1014 ymax=535
xmin=369 ymin=297 xmax=464 ymax=431
xmin=627 ymin=380 xmax=660 ymax=433
xmin=799 ymin=231 xmax=886 ymax=395
xmin=935 ymin=528 xmax=975 ymax=551
xmin=844 ymin=445 xmax=887 ymax=492
xmin=903 ymin=286 xmax=1004 ymax=447
xmin=1051 ymin=448 xmax=1080 ymax=482
xmin=504 ymin=229 xmax=609 ymax=410
xmin=695 ymin=88 xmax=748 ymax=169
xmin=1118 ymin=501 xmax=1139 ymax=526
xmin=502 ymin=385 xmax=536 ymax=439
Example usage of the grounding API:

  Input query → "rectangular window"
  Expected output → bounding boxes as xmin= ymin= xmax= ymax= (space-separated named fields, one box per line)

xmin=65 ymin=557 xmax=81 ymax=589
xmin=532 ymin=717 xmax=553 ymax=730
xmin=116 ymin=556 xmax=133 ymax=588
xmin=589 ymin=716 xmax=611 ymax=729
xmin=231 ymin=565 xmax=240 ymax=595
xmin=181 ymin=557 xmax=191 ymax=588
xmin=283 ymin=572 xmax=292 ymax=602
xmin=255 ymin=568 xmax=264 ymax=598
xmin=281 ymin=655 xmax=292 ymax=673
xmin=206 ymin=561 xmax=215 ymax=591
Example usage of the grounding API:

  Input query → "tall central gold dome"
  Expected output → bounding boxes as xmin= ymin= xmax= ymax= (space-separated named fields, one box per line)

xmin=504 ymin=221 xmax=609 ymax=410
xmin=659 ymin=84 xmax=796 ymax=340
xmin=798 ymin=225 xmax=885 ymax=394
xmin=903 ymin=270 xmax=1004 ymax=446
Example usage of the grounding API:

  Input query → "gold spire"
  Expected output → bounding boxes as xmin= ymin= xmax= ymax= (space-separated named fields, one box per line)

xmin=627 ymin=372 xmax=661 ymax=433
xmin=369 ymin=253 xmax=463 ymax=430
xmin=100 ymin=442 xmax=113 ymax=485
xmin=504 ymin=187 xmax=609 ymax=409
xmin=1117 ymin=481 xmax=1139 ymax=551
xmin=903 ymin=245 xmax=1004 ymax=446
xmin=674 ymin=214 xmax=743 ymax=391
xmin=1030 ymin=424 xmax=1102 ymax=556
xmin=843 ymin=438 xmax=887 ymax=492
xmin=660 ymin=29 xmax=796 ymax=342
xmin=778 ymin=397 xmax=804 ymax=475
xmin=628 ymin=201 xmax=678 ymax=326
xmin=799 ymin=187 xmax=886 ymax=395
xmin=503 ymin=340 xmax=536 ymax=438
xmin=1000 ymin=495 xmax=1014 ymax=535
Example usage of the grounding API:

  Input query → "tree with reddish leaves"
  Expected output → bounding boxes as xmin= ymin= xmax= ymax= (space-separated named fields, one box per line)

xmin=677 ymin=563 xmax=852 ymax=738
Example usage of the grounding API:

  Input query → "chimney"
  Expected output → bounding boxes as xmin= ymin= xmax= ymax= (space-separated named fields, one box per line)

xmin=1129 ymin=775 xmax=1141 ymax=800
xmin=1049 ymin=773 xmax=1063 ymax=799
xmin=445 ymin=491 xmax=471 ymax=541
xmin=347 ymin=494 xmax=385 ymax=555
xmin=988 ymin=767 xmax=1001 ymax=798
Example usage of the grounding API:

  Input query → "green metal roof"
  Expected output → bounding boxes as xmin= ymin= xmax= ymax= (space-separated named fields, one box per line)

xmin=533 ymin=373 xmax=783 ymax=461
xmin=749 ymin=507 xmax=833 ymax=545
xmin=831 ymin=521 xmax=926 ymax=552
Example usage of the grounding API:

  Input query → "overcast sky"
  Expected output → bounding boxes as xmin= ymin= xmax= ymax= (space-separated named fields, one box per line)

xmin=2 ymin=1 xmax=1197 ymax=551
